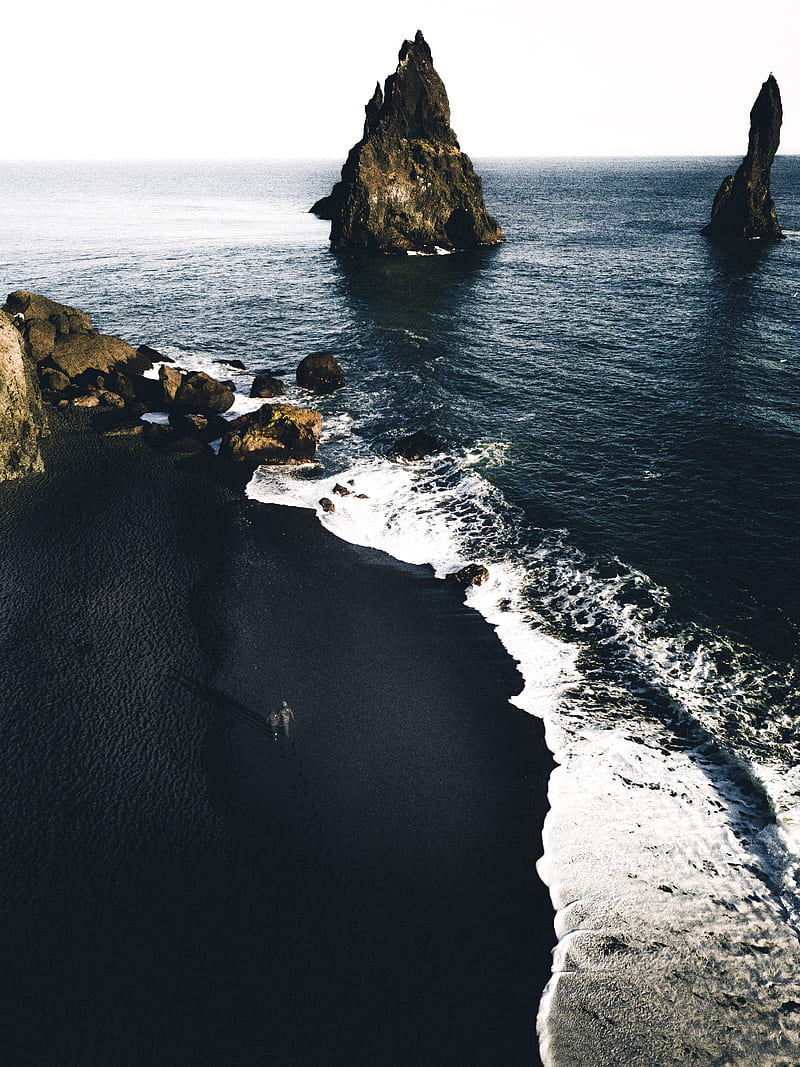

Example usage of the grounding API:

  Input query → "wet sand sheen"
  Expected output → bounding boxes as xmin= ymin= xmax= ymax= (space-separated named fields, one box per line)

xmin=0 ymin=411 xmax=554 ymax=1065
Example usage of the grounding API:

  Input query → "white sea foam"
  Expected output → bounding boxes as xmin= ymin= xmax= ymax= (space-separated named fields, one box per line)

xmin=538 ymin=728 xmax=800 ymax=1066
xmin=406 ymin=245 xmax=454 ymax=256
xmin=246 ymin=441 xmax=800 ymax=1065
xmin=140 ymin=411 xmax=170 ymax=425
xmin=249 ymin=456 xmax=474 ymax=574
xmin=529 ymin=545 xmax=800 ymax=1063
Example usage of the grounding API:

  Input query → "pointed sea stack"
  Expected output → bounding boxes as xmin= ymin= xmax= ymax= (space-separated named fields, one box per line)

xmin=702 ymin=75 xmax=784 ymax=242
xmin=311 ymin=31 xmax=504 ymax=255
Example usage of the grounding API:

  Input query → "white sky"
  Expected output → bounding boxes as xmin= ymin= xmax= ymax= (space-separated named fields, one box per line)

xmin=3 ymin=0 xmax=798 ymax=158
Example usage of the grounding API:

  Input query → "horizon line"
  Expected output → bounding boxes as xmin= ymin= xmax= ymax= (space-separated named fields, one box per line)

xmin=2 ymin=153 xmax=800 ymax=163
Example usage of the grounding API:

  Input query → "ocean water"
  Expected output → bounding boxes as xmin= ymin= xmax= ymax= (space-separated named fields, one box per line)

xmin=2 ymin=157 xmax=800 ymax=1064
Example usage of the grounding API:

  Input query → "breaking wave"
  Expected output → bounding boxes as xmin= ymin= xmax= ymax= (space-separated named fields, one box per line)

xmin=246 ymin=427 xmax=800 ymax=1064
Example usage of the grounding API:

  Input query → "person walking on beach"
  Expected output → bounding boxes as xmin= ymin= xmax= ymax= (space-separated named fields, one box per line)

xmin=269 ymin=706 xmax=281 ymax=742
xmin=279 ymin=700 xmax=294 ymax=739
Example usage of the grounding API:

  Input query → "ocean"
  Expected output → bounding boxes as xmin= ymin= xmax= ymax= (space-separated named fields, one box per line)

xmin=2 ymin=157 xmax=799 ymax=1064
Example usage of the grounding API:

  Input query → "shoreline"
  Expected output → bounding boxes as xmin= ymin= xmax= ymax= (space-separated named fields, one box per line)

xmin=0 ymin=408 xmax=556 ymax=1064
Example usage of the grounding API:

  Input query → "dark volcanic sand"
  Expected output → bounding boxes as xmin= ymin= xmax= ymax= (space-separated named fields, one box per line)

xmin=0 ymin=411 xmax=555 ymax=1066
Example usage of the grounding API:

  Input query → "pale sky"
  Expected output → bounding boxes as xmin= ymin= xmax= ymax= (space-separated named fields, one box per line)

xmin=3 ymin=0 xmax=798 ymax=158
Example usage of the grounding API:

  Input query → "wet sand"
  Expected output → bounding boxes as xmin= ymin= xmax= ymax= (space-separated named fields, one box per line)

xmin=0 ymin=410 xmax=554 ymax=1065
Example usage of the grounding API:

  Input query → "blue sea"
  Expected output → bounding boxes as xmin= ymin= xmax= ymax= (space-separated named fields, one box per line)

xmin=2 ymin=157 xmax=799 ymax=1064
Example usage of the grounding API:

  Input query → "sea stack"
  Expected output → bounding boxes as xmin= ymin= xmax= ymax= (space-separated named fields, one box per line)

xmin=311 ymin=31 xmax=504 ymax=255
xmin=701 ymin=75 xmax=784 ymax=242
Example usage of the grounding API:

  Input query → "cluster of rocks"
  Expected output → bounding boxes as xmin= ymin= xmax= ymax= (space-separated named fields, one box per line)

xmin=4 ymin=291 xmax=154 ymax=408
xmin=1 ymin=290 xmax=491 ymax=581
xmin=318 ymin=478 xmax=372 ymax=513
xmin=1 ymin=291 xmax=350 ymax=468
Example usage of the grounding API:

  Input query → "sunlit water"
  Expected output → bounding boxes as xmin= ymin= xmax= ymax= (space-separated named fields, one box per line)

xmin=2 ymin=158 xmax=800 ymax=1064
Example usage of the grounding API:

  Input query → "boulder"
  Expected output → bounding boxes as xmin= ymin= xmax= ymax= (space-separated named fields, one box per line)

xmin=50 ymin=332 xmax=140 ymax=380
xmin=249 ymin=374 xmax=286 ymax=399
xmin=218 ymin=403 xmax=322 ymax=464
xmin=310 ymin=31 xmax=504 ymax=254
xmin=332 ymin=483 xmax=351 ymax=496
xmin=387 ymin=430 xmax=443 ymax=461
xmin=296 ymin=352 xmax=345 ymax=393
xmin=132 ymin=374 xmax=164 ymax=409
xmin=173 ymin=370 xmax=235 ymax=414
xmin=159 ymin=364 xmax=183 ymax=405
xmin=103 ymin=368 xmax=164 ymax=410
xmin=213 ymin=358 xmax=246 ymax=370
xmin=445 ymin=564 xmax=490 ymax=588
xmin=702 ymin=75 xmax=784 ymax=242
xmin=319 ymin=498 xmax=336 ymax=513
xmin=39 ymin=367 xmax=72 ymax=395
xmin=0 ymin=311 xmax=46 ymax=479
xmin=104 ymin=368 xmax=140 ymax=402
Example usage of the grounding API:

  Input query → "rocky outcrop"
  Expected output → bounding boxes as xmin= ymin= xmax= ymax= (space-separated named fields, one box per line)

xmin=388 ymin=430 xmax=443 ymax=461
xmin=218 ymin=403 xmax=322 ymax=464
xmin=311 ymin=31 xmax=504 ymax=254
xmin=50 ymin=333 xmax=142 ymax=381
xmin=102 ymin=364 xmax=233 ymax=416
xmin=0 ymin=312 xmax=46 ymax=480
xmin=296 ymin=352 xmax=345 ymax=393
xmin=445 ymin=564 xmax=490 ymax=588
xmin=3 ymin=292 xmax=151 ymax=389
xmin=2 ymin=291 xmax=325 ymax=470
xmin=702 ymin=75 xmax=784 ymax=242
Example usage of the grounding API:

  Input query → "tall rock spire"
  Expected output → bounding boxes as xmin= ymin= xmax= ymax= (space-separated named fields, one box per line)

xmin=701 ymin=75 xmax=784 ymax=242
xmin=311 ymin=31 xmax=504 ymax=254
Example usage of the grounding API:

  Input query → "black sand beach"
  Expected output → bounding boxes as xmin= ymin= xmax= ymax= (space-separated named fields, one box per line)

xmin=0 ymin=411 xmax=555 ymax=1066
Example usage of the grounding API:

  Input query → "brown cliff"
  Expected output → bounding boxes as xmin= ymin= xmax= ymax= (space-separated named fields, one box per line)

xmin=0 ymin=312 xmax=46 ymax=480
